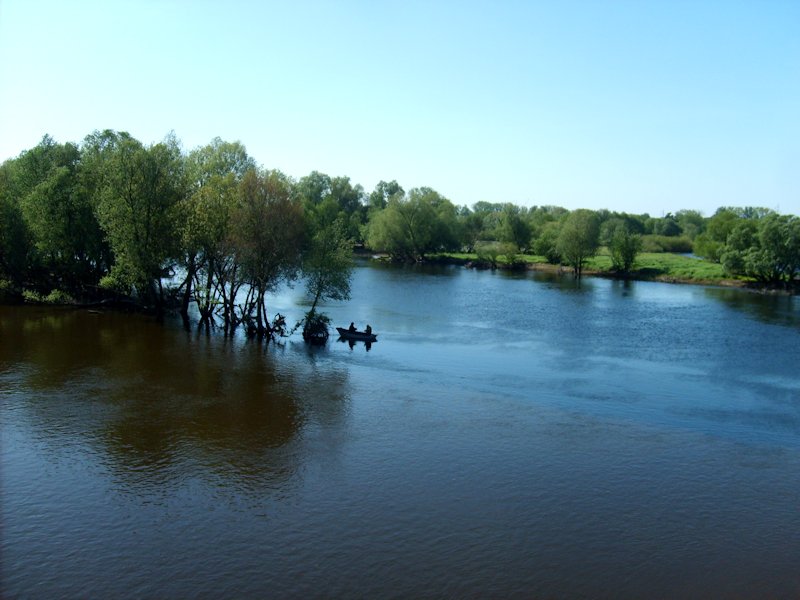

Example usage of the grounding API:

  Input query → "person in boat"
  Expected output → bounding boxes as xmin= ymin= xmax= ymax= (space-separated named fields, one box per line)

xmin=348 ymin=322 xmax=356 ymax=332
xmin=365 ymin=324 xmax=372 ymax=335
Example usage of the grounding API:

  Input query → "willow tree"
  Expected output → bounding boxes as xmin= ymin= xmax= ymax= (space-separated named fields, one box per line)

xmin=182 ymin=139 xmax=254 ymax=322
xmin=557 ymin=209 xmax=600 ymax=278
xmin=96 ymin=134 xmax=186 ymax=312
xmin=366 ymin=187 xmax=457 ymax=261
xmin=608 ymin=222 xmax=642 ymax=274
xmin=300 ymin=219 xmax=353 ymax=342
xmin=233 ymin=169 xmax=305 ymax=338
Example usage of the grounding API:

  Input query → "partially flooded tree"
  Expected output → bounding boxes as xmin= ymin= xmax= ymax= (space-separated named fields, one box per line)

xmin=233 ymin=169 xmax=305 ymax=339
xmin=182 ymin=139 xmax=254 ymax=323
xmin=300 ymin=219 xmax=353 ymax=343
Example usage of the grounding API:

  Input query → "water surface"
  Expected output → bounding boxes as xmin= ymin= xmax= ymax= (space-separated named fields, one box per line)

xmin=2 ymin=263 xmax=799 ymax=598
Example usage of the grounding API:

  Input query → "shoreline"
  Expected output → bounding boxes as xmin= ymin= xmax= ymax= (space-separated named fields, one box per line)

xmin=418 ymin=253 xmax=798 ymax=296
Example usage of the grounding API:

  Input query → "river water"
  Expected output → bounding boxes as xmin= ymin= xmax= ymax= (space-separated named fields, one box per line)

xmin=2 ymin=262 xmax=799 ymax=598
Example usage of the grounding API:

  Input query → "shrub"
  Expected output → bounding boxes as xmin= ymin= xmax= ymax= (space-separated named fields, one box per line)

xmin=44 ymin=289 xmax=75 ymax=305
xmin=22 ymin=289 xmax=44 ymax=303
xmin=641 ymin=235 xmax=693 ymax=253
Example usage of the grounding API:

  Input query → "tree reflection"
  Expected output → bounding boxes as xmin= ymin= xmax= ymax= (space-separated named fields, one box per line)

xmin=704 ymin=288 xmax=799 ymax=328
xmin=0 ymin=306 xmax=350 ymax=495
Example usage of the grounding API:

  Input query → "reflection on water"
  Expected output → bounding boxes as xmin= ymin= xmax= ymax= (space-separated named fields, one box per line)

xmin=0 ymin=308 xmax=348 ymax=494
xmin=2 ymin=266 xmax=800 ymax=598
xmin=704 ymin=286 xmax=800 ymax=328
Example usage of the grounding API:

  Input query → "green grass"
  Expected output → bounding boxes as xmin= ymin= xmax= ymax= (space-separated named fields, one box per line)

xmin=434 ymin=251 xmax=732 ymax=283
xmin=586 ymin=251 xmax=728 ymax=281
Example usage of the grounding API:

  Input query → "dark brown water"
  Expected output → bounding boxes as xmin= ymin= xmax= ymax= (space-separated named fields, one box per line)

xmin=2 ymin=263 xmax=800 ymax=598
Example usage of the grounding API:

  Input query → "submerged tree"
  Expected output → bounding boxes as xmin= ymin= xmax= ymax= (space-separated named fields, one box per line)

xmin=300 ymin=219 xmax=354 ymax=343
xmin=182 ymin=138 xmax=254 ymax=322
xmin=233 ymin=168 xmax=305 ymax=338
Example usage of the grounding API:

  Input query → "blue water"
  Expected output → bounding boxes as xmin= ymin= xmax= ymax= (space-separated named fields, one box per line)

xmin=2 ymin=262 xmax=799 ymax=598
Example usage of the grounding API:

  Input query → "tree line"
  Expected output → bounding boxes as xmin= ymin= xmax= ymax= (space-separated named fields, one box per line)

xmin=2 ymin=132 xmax=798 ymax=328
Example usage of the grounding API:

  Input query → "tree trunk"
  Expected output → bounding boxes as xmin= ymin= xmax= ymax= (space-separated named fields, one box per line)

xmin=180 ymin=255 xmax=196 ymax=320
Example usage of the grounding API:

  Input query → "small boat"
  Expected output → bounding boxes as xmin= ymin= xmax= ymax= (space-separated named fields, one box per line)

xmin=336 ymin=327 xmax=378 ymax=342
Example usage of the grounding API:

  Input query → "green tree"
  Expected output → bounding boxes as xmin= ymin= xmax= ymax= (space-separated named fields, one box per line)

xmin=0 ymin=161 xmax=32 ymax=287
xmin=300 ymin=219 xmax=354 ymax=342
xmin=182 ymin=138 xmax=254 ymax=320
xmin=20 ymin=141 xmax=107 ymax=293
xmin=608 ymin=222 xmax=642 ymax=273
xmin=457 ymin=206 xmax=484 ymax=253
xmin=96 ymin=134 xmax=186 ymax=312
xmin=498 ymin=204 xmax=531 ymax=251
xmin=367 ymin=199 xmax=415 ymax=260
xmin=652 ymin=213 xmax=682 ymax=237
xmin=367 ymin=187 xmax=454 ymax=261
xmin=675 ymin=209 xmax=705 ymax=240
xmin=557 ymin=209 xmax=599 ymax=278
xmin=234 ymin=169 xmax=305 ymax=338
xmin=532 ymin=220 xmax=562 ymax=264
xmin=368 ymin=180 xmax=403 ymax=211
xmin=694 ymin=208 xmax=741 ymax=262
xmin=722 ymin=214 xmax=800 ymax=286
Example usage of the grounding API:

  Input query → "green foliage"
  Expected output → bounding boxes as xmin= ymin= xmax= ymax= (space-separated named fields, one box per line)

xmin=234 ymin=168 xmax=306 ymax=336
xmin=640 ymin=235 xmax=693 ymax=253
xmin=99 ymin=271 xmax=132 ymax=294
xmin=44 ymin=289 xmax=75 ymax=304
xmin=608 ymin=223 xmax=642 ymax=273
xmin=96 ymin=135 xmax=186 ymax=308
xmin=22 ymin=289 xmax=44 ymax=303
xmin=366 ymin=187 xmax=458 ymax=261
xmin=652 ymin=214 xmax=682 ymax=237
xmin=557 ymin=209 xmax=599 ymax=277
xmin=0 ymin=165 xmax=32 ymax=284
xmin=369 ymin=180 xmax=403 ymax=211
xmin=303 ymin=219 xmax=354 ymax=315
xmin=694 ymin=208 xmax=740 ymax=261
xmin=299 ymin=172 xmax=366 ymax=242
xmin=475 ymin=241 xmax=502 ymax=268
xmin=182 ymin=139 xmax=253 ymax=318
xmin=301 ymin=311 xmax=332 ymax=344
xmin=1 ymin=136 xmax=108 ymax=292
xmin=4 ymin=129 xmax=799 ymax=319
xmin=20 ymin=287 xmax=74 ymax=304
xmin=532 ymin=221 xmax=562 ymax=264
xmin=721 ymin=214 xmax=800 ymax=285
xmin=675 ymin=209 xmax=705 ymax=240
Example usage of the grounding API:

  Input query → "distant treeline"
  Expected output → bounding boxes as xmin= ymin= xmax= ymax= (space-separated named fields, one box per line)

xmin=2 ymin=131 xmax=799 ymax=319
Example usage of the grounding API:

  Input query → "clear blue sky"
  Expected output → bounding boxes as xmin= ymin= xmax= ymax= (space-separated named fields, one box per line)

xmin=1 ymin=0 xmax=798 ymax=216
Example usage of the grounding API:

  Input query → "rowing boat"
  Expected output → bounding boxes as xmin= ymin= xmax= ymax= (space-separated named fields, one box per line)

xmin=336 ymin=327 xmax=378 ymax=342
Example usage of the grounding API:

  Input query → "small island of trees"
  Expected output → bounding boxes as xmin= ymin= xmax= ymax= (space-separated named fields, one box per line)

xmin=1 ymin=131 xmax=798 ymax=339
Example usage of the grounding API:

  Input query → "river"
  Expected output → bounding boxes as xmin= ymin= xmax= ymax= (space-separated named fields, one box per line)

xmin=2 ymin=262 xmax=799 ymax=598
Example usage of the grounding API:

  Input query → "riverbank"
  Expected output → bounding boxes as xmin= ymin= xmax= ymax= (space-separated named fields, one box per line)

xmin=426 ymin=252 xmax=798 ymax=295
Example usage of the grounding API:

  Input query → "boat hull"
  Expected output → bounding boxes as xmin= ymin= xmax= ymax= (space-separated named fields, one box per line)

xmin=336 ymin=327 xmax=378 ymax=342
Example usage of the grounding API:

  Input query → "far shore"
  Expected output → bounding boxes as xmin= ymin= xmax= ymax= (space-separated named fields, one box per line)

xmin=397 ymin=252 xmax=798 ymax=296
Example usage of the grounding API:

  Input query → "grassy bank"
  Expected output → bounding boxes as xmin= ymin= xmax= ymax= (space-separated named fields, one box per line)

xmin=585 ymin=252 xmax=733 ymax=284
xmin=434 ymin=251 xmax=742 ymax=287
